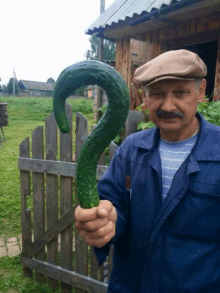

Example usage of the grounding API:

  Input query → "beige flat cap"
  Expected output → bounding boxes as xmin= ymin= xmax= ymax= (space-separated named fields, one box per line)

xmin=133 ymin=49 xmax=207 ymax=86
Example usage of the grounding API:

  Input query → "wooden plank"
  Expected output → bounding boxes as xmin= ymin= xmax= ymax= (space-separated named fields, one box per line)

xmin=121 ymin=38 xmax=131 ymax=86
xmin=29 ymin=208 xmax=75 ymax=257
xmin=21 ymin=257 xmax=108 ymax=293
xmin=159 ymin=26 xmax=168 ymax=42
xmin=165 ymin=28 xmax=220 ymax=50
xmin=109 ymin=141 xmax=118 ymax=163
xmin=151 ymin=30 xmax=161 ymax=58
xmin=75 ymin=112 xmax=89 ymax=293
xmin=60 ymin=103 xmax=73 ymax=293
xmin=188 ymin=19 xmax=196 ymax=35
xmin=209 ymin=12 xmax=220 ymax=30
xmin=90 ymin=248 xmax=104 ymax=282
xmin=196 ymin=16 xmax=209 ymax=34
xmin=125 ymin=110 xmax=144 ymax=137
xmin=45 ymin=113 xmax=58 ymax=289
xmin=32 ymin=126 xmax=45 ymax=284
xmin=213 ymin=36 xmax=220 ymax=101
xmin=108 ymin=245 xmax=114 ymax=283
xmin=165 ymin=24 xmax=176 ymax=40
xmin=176 ymin=22 xmax=189 ymax=38
xmin=115 ymin=40 xmax=123 ymax=77
xmin=18 ymin=158 xmax=108 ymax=180
xmin=20 ymin=137 xmax=32 ymax=278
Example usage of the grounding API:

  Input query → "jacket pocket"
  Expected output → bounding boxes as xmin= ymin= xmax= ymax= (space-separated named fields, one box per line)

xmin=172 ymin=181 xmax=220 ymax=241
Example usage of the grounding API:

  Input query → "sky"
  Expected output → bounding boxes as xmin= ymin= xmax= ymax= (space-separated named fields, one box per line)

xmin=0 ymin=0 xmax=115 ymax=86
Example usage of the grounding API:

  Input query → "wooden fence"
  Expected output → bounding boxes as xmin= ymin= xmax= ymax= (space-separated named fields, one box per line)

xmin=18 ymin=103 xmax=144 ymax=292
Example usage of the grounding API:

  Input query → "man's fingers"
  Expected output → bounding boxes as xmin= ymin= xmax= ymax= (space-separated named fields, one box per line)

xmin=79 ymin=217 xmax=108 ymax=232
xmin=83 ymin=221 xmax=115 ymax=239
xmin=75 ymin=205 xmax=98 ymax=222
xmin=97 ymin=200 xmax=113 ymax=218
xmin=84 ymin=229 xmax=115 ymax=248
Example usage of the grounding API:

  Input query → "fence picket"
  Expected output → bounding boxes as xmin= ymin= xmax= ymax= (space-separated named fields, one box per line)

xmin=75 ymin=112 xmax=89 ymax=293
xmin=60 ymin=103 xmax=73 ymax=293
xmin=125 ymin=110 xmax=144 ymax=137
xmin=20 ymin=137 xmax=32 ymax=278
xmin=46 ymin=113 xmax=58 ymax=289
xmin=32 ymin=126 xmax=45 ymax=283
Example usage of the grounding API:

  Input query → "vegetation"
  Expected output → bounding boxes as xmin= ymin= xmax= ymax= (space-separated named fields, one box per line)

xmin=0 ymin=255 xmax=62 ymax=292
xmin=6 ymin=77 xmax=19 ymax=94
xmin=46 ymin=77 xmax=55 ymax=85
xmin=85 ymin=33 xmax=115 ymax=61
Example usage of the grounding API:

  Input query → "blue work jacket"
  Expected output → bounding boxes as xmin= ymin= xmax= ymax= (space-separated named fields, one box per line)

xmin=94 ymin=112 xmax=220 ymax=293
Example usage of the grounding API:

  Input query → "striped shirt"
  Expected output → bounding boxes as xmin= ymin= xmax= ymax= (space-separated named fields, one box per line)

xmin=159 ymin=133 xmax=199 ymax=201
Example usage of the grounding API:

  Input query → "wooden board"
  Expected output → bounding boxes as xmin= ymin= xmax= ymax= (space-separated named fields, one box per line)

xmin=75 ymin=112 xmax=89 ymax=293
xmin=32 ymin=126 xmax=45 ymax=284
xmin=20 ymin=137 xmax=32 ymax=278
xmin=21 ymin=257 xmax=108 ymax=293
xmin=60 ymin=103 xmax=73 ymax=293
xmin=45 ymin=113 xmax=58 ymax=289
xmin=18 ymin=158 xmax=108 ymax=181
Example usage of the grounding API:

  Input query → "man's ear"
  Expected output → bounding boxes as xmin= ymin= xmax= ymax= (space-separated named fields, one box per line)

xmin=197 ymin=79 xmax=207 ymax=103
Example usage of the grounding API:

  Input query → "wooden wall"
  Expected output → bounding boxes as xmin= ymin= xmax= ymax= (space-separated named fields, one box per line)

xmin=115 ymin=11 xmax=220 ymax=108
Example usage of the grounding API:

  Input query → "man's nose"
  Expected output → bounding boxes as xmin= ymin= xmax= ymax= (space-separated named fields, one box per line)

xmin=160 ymin=94 xmax=176 ymax=112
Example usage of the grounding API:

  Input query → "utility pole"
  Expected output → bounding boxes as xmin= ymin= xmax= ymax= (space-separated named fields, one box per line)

xmin=97 ymin=0 xmax=105 ymax=121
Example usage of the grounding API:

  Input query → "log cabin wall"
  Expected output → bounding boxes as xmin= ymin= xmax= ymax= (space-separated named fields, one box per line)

xmin=115 ymin=10 xmax=220 ymax=109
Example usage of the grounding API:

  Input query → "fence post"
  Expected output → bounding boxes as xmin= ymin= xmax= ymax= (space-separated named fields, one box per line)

xmin=45 ymin=112 xmax=58 ymax=289
xmin=20 ymin=137 xmax=32 ymax=278
xmin=60 ymin=103 xmax=73 ymax=293
xmin=75 ymin=112 xmax=89 ymax=293
xmin=32 ymin=126 xmax=46 ymax=284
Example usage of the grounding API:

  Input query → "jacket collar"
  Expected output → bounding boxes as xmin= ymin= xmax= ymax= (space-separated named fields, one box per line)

xmin=134 ymin=112 xmax=220 ymax=161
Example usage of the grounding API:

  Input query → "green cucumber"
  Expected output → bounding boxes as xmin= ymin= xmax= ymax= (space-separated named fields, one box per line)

xmin=53 ymin=60 xmax=129 ymax=208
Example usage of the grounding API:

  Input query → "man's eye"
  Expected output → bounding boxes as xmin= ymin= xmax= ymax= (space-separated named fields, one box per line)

xmin=176 ymin=91 xmax=185 ymax=95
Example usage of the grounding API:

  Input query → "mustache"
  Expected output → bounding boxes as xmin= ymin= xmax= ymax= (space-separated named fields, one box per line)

xmin=157 ymin=110 xmax=183 ymax=118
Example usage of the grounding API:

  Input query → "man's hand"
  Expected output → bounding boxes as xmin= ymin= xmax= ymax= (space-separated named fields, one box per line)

xmin=75 ymin=200 xmax=117 ymax=248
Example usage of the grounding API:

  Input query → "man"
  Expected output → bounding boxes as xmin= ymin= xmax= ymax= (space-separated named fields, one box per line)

xmin=75 ymin=49 xmax=220 ymax=292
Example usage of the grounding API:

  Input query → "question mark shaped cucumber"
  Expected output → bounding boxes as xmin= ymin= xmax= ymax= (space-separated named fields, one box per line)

xmin=53 ymin=60 xmax=129 ymax=208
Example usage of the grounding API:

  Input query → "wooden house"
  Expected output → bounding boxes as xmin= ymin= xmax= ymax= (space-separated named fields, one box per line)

xmin=86 ymin=0 xmax=220 ymax=110
xmin=18 ymin=80 xmax=54 ymax=97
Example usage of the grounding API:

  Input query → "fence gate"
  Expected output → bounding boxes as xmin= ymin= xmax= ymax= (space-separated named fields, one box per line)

xmin=18 ymin=103 xmax=144 ymax=292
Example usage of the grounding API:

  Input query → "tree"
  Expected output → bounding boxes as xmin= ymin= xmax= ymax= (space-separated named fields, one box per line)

xmin=86 ymin=33 xmax=115 ymax=61
xmin=7 ymin=78 xmax=19 ymax=94
xmin=2 ymin=85 xmax=7 ymax=94
xmin=47 ymin=77 xmax=55 ymax=84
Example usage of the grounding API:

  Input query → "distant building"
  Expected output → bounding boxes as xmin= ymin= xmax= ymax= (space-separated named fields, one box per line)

xmin=18 ymin=80 xmax=54 ymax=97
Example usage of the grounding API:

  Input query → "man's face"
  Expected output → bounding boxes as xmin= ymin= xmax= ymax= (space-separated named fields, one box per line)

xmin=143 ymin=79 xmax=206 ymax=134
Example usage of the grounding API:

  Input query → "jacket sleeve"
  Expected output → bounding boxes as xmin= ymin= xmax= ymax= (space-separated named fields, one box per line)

xmin=93 ymin=146 xmax=129 ymax=266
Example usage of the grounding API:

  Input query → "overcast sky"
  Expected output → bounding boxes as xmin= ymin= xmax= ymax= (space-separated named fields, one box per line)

xmin=0 ymin=0 xmax=115 ymax=85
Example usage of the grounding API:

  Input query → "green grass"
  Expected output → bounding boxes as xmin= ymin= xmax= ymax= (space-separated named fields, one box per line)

xmin=0 ymin=255 xmax=63 ymax=292
xmin=0 ymin=96 xmax=95 ymax=239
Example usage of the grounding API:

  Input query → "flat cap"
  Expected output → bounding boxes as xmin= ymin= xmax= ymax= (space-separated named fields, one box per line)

xmin=133 ymin=49 xmax=207 ymax=86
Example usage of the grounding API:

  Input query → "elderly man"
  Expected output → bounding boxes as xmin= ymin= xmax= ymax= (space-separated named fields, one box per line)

xmin=75 ymin=49 xmax=220 ymax=293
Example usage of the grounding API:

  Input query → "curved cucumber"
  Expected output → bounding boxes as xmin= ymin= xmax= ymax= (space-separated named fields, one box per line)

xmin=53 ymin=60 xmax=129 ymax=208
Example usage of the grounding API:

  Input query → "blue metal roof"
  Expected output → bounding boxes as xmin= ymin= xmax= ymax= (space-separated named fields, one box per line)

xmin=86 ymin=0 xmax=183 ymax=35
